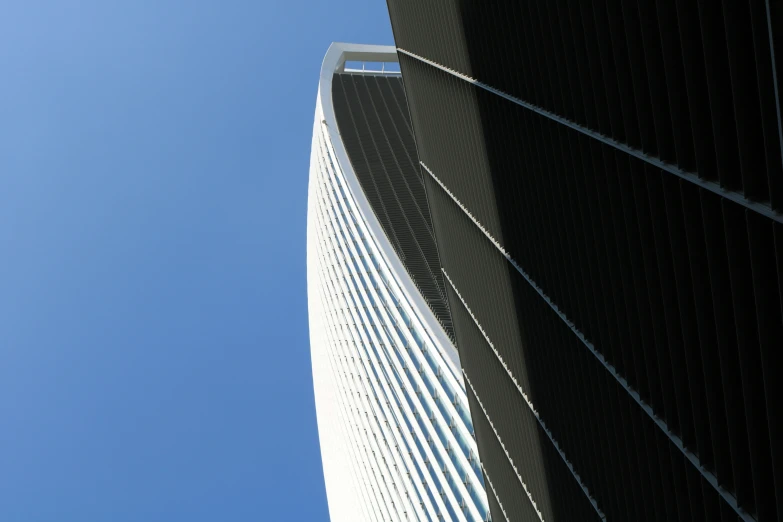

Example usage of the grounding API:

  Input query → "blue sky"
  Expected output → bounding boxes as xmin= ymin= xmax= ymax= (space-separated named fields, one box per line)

xmin=0 ymin=2 xmax=393 ymax=520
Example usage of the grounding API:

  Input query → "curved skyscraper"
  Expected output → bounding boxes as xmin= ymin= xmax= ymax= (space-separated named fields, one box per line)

xmin=307 ymin=43 xmax=491 ymax=522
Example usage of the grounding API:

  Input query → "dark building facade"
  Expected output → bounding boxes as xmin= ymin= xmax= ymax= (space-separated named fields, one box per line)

xmin=385 ymin=2 xmax=783 ymax=521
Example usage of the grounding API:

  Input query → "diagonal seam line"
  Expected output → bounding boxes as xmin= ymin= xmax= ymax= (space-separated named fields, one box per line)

xmin=397 ymin=46 xmax=783 ymax=225
xmin=480 ymin=463 xmax=511 ymax=522
xmin=462 ymin=372 xmax=546 ymax=522
xmin=444 ymin=269 xmax=606 ymax=521
xmin=422 ymin=160 xmax=756 ymax=522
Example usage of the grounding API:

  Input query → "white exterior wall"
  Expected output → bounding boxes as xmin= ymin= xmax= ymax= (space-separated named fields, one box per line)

xmin=308 ymin=43 xmax=491 ymax=522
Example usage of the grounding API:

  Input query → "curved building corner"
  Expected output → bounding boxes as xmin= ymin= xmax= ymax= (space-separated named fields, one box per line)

xmin=307 ymin=43 xmax=492 ymax=522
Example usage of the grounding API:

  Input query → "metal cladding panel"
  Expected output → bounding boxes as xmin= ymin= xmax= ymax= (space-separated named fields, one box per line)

xmin=331 ymin=72 xmax=455 ymax=341
xmin=386 ymin=2 xmax=783 ymax=521
xmin=387 ymin=0 xmax=783 ymax=210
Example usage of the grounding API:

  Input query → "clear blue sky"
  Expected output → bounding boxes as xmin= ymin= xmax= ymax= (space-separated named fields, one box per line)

xmin=0 ymin=2 xmax=393 ymax=520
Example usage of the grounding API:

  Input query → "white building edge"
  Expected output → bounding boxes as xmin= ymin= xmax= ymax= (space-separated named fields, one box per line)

xmin=307 ymin=43 xmax=491 ymax=521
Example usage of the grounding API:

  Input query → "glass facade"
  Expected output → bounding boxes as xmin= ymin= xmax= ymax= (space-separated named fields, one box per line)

xmin=308 ymin=44 xmax=490 ymax=522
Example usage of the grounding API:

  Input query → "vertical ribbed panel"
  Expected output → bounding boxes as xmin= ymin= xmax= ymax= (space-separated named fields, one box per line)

xmin=385 ymin=3 xmax=783 ymax=520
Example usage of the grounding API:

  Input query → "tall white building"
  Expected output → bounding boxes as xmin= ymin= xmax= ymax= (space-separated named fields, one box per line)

xmin=307 ymin=43 xmax=492 ymax=522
